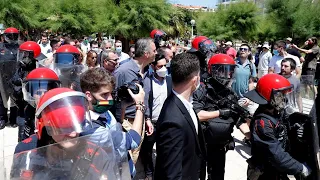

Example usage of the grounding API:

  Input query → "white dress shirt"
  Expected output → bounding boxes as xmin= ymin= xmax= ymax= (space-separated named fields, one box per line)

xmin=152 ymin=76 xmax=167 ymax=121
xmin=172 ymin=90 xmax=198 ymax=134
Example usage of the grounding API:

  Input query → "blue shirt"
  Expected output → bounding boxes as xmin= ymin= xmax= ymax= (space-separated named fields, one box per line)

xmin=83 ymin=110 xmax=141 ymax=178
xmin=232 ymin=58 xmax=257 ymax=98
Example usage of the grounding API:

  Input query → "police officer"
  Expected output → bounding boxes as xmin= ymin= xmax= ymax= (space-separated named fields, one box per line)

xmin=21 ymin=67 xmax=61 ymax=141
xmin=52 ymin=45 xmax=84 ymax=91
xmin=0 ymin=27 xmax=20 ymax=129
xmin=11 ymin=41 xmax=41 ymax=141
xmin=150 ymin=29 xmax=166 ymax=49
xmin=193 ymin=54 xmax=237 ymax=180
xmin=244 ymin=74 xmax=311 ymax=179
xmin=188 ymin=36 xmax=216 ymax=81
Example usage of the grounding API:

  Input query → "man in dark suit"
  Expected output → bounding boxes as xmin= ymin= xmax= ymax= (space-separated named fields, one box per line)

xmin=155 ymin=53 xmax=206 ymax=180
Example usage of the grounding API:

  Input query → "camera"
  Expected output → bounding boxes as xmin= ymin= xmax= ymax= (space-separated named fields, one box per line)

xmin=116 ymin=80 xmax=143 ymax=102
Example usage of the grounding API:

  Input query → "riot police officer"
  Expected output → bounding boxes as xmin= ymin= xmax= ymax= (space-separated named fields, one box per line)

xmin=21 ymin=67 xmax=61 ymax=141
xmin=52 ymin=45 xmax=84 ymax=91
xmin=188 ymin=36 xmax=216 ymax=81
xmin=150 ymin=29 xmax=166 ymax=49
xmin=193 ymin=54 xmax=238 ymax=180
xmin=0 ymin=27 xmax=20 ymax=129
xmin=11 ymin=41 xmax=42 ymax=141
xmin=244 ymin=74 xmax=311 ymax=179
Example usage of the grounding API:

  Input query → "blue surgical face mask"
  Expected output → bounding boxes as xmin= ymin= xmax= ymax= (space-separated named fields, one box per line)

xmin=116 ymin=47 xmax=122 ymax=53
xmin=273 ymin=49 xmax=279 ymax=56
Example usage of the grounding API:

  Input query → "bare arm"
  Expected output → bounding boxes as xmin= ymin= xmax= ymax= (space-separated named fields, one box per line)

xmin=197 ymin=110 xmax=220 ymax=122
xmin=295 ymin=67 xmax=301 ymax=79
xmin=292 ymin=45 xmax=313 ymax=54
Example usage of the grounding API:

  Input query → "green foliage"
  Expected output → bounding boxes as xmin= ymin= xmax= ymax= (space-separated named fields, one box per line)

xmin=197 ymin=2 xmax=258 ymax=41
xmin=0 ymin=0 xmax=194 ymax=39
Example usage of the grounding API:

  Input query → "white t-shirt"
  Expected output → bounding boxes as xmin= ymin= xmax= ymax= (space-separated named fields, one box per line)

xmin=117 ymin=52 xmax=130 ymax=64
xmin=39 ymin=43 xmax=52 ymax=56
xmin=258 ymin=51 xmax=272 ymax=70
xmin=269 ymin=53 xmax=301 ymax=74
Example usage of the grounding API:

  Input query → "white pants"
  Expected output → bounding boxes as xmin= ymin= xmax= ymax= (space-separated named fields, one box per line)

xmin=258 ymin=69 xmax=268 ymax=79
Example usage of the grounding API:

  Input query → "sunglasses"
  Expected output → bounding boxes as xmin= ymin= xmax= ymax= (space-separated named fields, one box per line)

xmin=105 ymin=47 xmax=112 ymax=49
xmin=239 ymin=48 xmax=249 ymax=52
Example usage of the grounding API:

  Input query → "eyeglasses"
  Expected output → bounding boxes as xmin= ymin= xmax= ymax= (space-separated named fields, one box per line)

xmin=105 ymin=47 xmax=112 ymax=49
xmin=239 ymin=48 xmax=249 ymax=52
xmin=108 ymin=58 xmax=119 ymax=62
xmin=130 ymin=51 xmax=135 ymax=54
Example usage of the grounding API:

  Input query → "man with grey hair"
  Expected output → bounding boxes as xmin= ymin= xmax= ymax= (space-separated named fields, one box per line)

xmin=98 ymin=40 xmax=113 ymax=65
xmin=114 ymin=38 xmax=157 ymax=163
xmin=101 ymin=50 xmax=119 ymax=73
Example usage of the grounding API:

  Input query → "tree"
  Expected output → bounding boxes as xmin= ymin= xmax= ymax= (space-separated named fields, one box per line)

xmin=196 ymin=2 xmax=258 ymax=41
xmin=0 ymin=0 xmax=38 ymax=30
xmin=110 ymin=0 xmax=171 ymax=38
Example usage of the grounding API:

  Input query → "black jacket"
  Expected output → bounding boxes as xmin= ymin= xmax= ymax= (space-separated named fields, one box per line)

xmin=250 ymin=113 xmax=303 ymax=175
xmin=155 ymin=93 xmax=206 ymax=180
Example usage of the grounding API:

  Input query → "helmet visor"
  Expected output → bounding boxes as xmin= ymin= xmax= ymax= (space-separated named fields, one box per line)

xmin=17 ymin=50 xmax=35 ymax=62
xmin=199 ymin=39 xmax=216 ymax=55
xmin=22 ymin=80 xmax=61 ymax=106
xmin=55 ymin=53 xmax=80 ymax=65
xmin=41 ymin=96 xmax=90 ymax=136
xmin=271 ymin=85 xmax=294 ymax=111
xmin=4 ymin=33 xmax=19 ymax=42
xmin=211 ymin=64 xmax=236 ymax=79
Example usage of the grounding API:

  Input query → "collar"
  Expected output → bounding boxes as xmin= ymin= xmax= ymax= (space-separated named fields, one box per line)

xmin=172 ymin=89 xmax=193 ymax=112
xmin=87 ymin=110 xmax=107 ymax=121
xmin=152 ymin=74 xmax=166 ymax=84
xmin=236 ymin=58 xmax=250 ymax=66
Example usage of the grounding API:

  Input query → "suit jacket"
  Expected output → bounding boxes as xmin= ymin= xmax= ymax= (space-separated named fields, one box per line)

xmin=143 ymin=71 xmax=172 ymax=119
xmin=154 ymin=93 xmax=206 ymax=180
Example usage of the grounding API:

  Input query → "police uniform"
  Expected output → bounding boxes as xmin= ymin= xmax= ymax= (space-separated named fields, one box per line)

xmin=193 ymin=84 xmax=235 ymax=180
xmin=0 ymin=43 xmax=19 ymax=127
xmin=248 ymin=111 xmax=303 ymax=179
xmin=12 ymin=140 xmax=116 ymax=180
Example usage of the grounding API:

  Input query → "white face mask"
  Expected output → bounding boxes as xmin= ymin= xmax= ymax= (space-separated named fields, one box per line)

xmin=92 ymin=48 xmax=99 ymax=53
xmin=156 ymin=66 xmax=167 ymax=78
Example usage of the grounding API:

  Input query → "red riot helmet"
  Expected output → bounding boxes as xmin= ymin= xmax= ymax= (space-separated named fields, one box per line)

xmin=150 ymin=29 xmax=166 ymax=48
xmin=244 ymin=74 xmax=293 ymax=111
xmin=4 ymin=27 xmax=19 ymax=44
xmin=22 ymin=68 xmax=61 ymax=107
xmin=208 ymin=54 xmax=236 ymax=86
xmin=189 ymin=36 xmax=216 ymax=56
xmin=55 ymin=45 xmax=81 ymax=65
xmin=18 ymin=41 xmax=41 ymax=63
xmin=35 ymin=88 xmax=91 ymax=140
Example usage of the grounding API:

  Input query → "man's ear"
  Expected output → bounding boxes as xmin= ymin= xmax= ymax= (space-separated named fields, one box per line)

xmin=85 ymin=91 xmax=92 ymax=102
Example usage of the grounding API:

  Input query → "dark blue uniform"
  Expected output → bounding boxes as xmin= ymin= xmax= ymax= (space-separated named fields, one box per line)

xmin=0 ymin=42 xmax=19 ymax=128
xmin=193 ymin=84 xmax=235 ymax=180
xmin=249 ymin=112 xmax=303 ymax=179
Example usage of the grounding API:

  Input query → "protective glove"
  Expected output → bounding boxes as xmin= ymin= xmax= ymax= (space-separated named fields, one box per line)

xmin=301 ymin=163 xmax=312 ymax=177
xmin=294 ymin=123 xmax=304 ymax=140
xmin=219 ymin=108 xmax=233 ymax=119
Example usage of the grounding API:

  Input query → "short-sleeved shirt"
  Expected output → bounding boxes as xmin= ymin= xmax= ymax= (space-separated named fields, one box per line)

xmin=258 ymin=51 xmax=272 ymax=70
xmin=303 ymin=45 xmax=320 ymax=70
xmin=232 ymin=58 xmax=257 ymax=98
xmin=287 ymin=48 xmax=302 ymax=59
xmin=113 ymin=60 xmax=148 ymax=119
xmin=269 ymin=54 xmax=301 ymax=74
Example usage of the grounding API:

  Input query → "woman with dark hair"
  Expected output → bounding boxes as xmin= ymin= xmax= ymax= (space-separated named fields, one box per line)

xmin=86 ymin=50 xmax=99 ymax=69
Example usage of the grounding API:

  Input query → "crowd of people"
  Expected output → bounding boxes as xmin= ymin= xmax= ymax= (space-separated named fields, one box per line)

xmin=0 ymin=26 xmax=319 ymax=180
